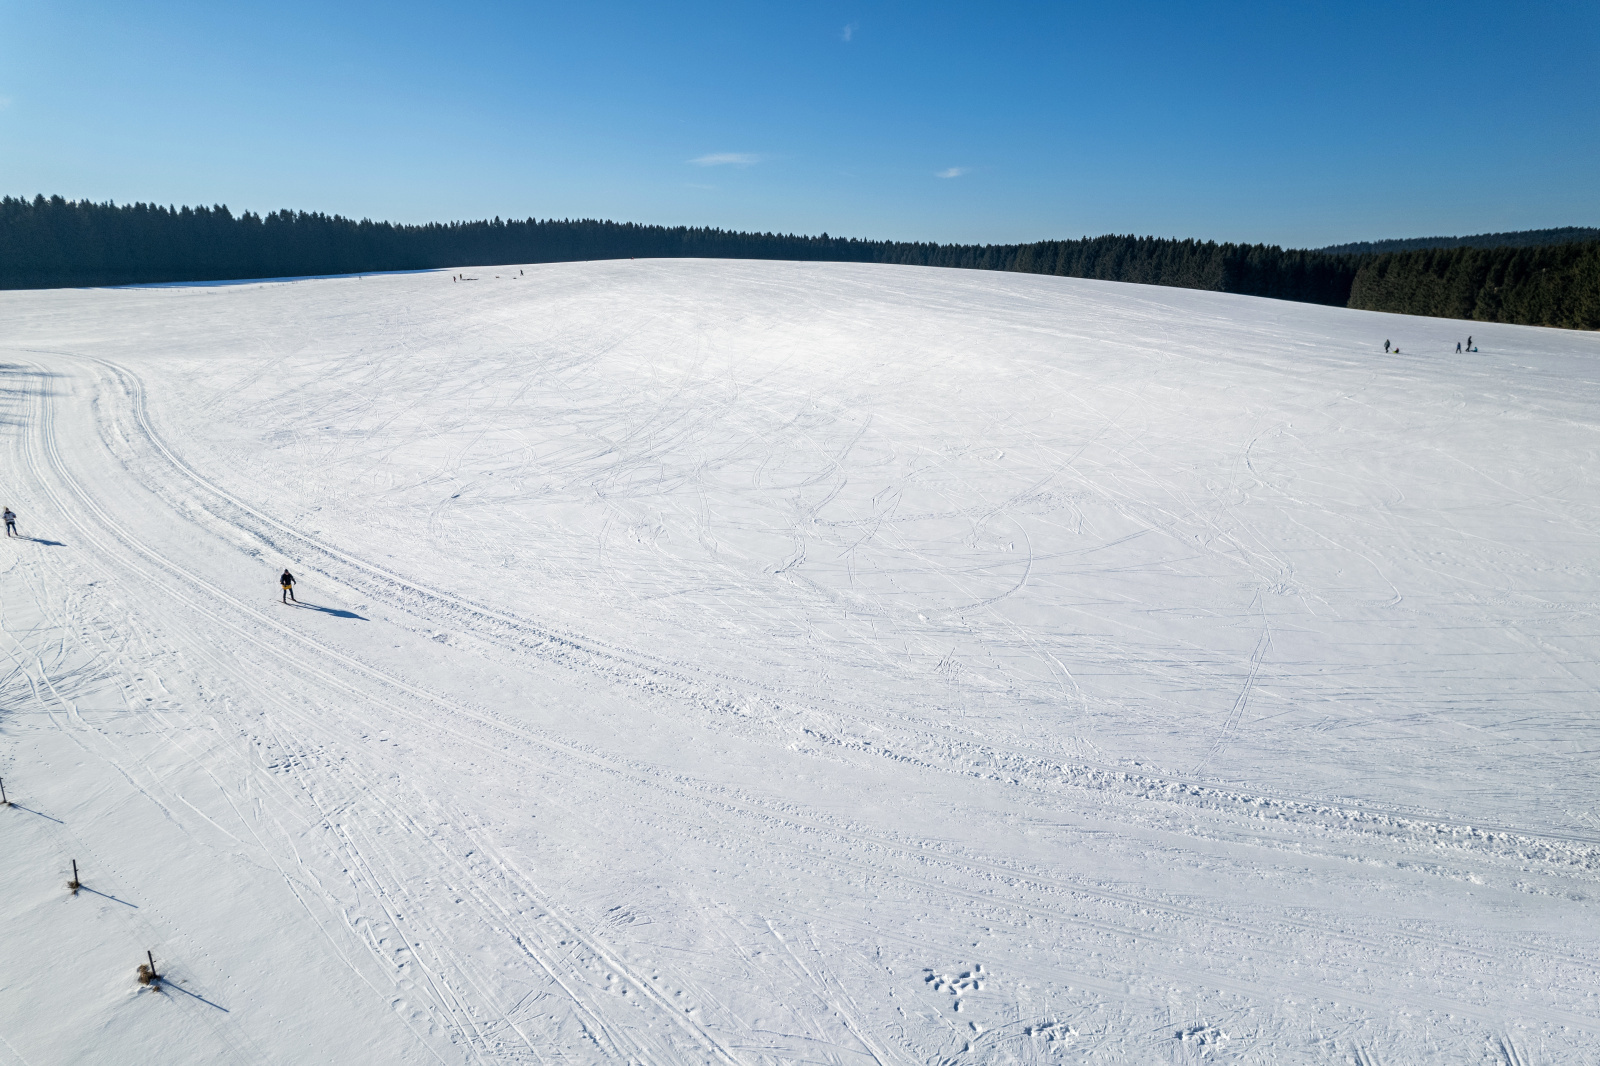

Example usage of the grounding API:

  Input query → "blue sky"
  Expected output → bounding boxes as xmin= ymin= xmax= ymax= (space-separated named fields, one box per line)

xmin=1 ymin=1 xmax=1595 ymax=246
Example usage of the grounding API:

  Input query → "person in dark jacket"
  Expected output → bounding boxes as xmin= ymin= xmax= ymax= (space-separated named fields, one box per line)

xmin=280 ymin=570 xmax=297 ymax=603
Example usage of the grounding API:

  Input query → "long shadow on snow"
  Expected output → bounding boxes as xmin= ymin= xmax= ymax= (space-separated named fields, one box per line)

xmin=0 ymin=362 xmax=64 ymax=383
xmin=0 ymin=363 xmax=61 ymax=426
xmin=149 ymin=978 xmax=230 ymax=1012
xmin=288 ymin=602 xmax=368 ymax=620
xmin=78 ymin=885 xmax=138 ymax=908
xmin=7 ymin=804 xmax=65 ymax=823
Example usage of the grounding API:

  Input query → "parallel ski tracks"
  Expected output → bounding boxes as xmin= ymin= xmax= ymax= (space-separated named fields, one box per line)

xmin=18 ymin=357 xmax=741 ymax=1065
xmin=71 ymin=359 xmax=1600 ymax=957
xmin=92 ymin=356 xmax=1600 ymax=863
xmin=20 ymin=363 xmax=556 ymax=1062
xmin=16 ymin=351 xmax=1600 ymax=1053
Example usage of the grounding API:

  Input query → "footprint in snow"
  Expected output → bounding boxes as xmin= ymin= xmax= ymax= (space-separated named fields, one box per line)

xmin=1174 ymin=1024 xmax=1226 ymax=1046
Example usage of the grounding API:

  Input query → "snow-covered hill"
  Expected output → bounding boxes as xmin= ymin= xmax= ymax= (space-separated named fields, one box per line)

xmin=1 ymin=260 xmax=1597 ymax=1064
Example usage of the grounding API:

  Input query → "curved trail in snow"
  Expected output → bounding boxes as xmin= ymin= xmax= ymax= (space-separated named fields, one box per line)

xmin=9 ymin=351 xmax=1599 ymax=1058
xmin=97 ymin=357 xmax=1600 ymax=859
xmin=3 ymin=262 xmax=1599 ymax=1065
xmin=9 ymin=355 xmax=747 ymax=1064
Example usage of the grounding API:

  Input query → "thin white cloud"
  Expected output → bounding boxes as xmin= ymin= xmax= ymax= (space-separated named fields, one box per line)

xmin=936 ymin=167 xmax=968 ymax=179
xmin=842 ymin=22 xmax=858 ymax=42
xmin=690 ymin=153 xmax=762 ymax=167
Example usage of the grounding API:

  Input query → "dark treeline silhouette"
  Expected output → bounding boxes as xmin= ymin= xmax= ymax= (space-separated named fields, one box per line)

xmin=0 ymin=195 xmax=1358 ymax=302
xmin=1348 ymin=242 xmax=1600 ymax=330
xmin=1319 ymin=227 xmax=1600 ymax=256
xmin=2 ymin=195 xmax=1596 ymax=329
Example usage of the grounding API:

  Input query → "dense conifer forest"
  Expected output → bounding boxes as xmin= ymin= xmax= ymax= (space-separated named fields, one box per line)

xmin=1318 ymin=227 xmax=1600 ymax=256
xmin=2 ymin=195 xmax=1595 ymax=329
xmin=1347 ymin=242 xmax=1600 ymax=330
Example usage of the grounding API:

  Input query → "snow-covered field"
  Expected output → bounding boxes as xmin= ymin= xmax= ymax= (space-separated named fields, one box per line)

xmin=1 ymin=259 xmax=1597 ymax=1064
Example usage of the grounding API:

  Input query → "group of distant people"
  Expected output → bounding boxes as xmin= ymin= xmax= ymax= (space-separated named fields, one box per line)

xmin=1383 ymin=334 xmax=1477 ymax=355
xmin=451 ymin=269 xmax=524 ymax=283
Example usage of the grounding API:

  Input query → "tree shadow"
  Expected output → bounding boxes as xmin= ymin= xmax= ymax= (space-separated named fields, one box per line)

xmin=0 ymin=363 xmax=61 ymax=424
xmin=120 ymin=267 xmax=436 ymax=290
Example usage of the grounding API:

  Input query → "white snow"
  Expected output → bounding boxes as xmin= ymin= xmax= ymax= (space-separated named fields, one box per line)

xmin=0 ymin=259 xmax=1597 ymax=1064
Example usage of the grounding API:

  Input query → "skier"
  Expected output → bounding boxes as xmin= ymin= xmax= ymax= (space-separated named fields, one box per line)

xmin=1384 ymin=340 xmax=1391 ymax=353
xmin=280 ymin=569 xmax=297 ymax=603
xmin=2 ymin=507 xmax=14 ymax=537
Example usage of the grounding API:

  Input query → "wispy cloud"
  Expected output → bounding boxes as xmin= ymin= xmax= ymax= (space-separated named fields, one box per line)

xmin=690 ymin=152 xmax=762 ymax=167
xmin=841 ymin=22 xmax=858 ymax=42
xmin=936 ymin=167 xmax=968 ymax=179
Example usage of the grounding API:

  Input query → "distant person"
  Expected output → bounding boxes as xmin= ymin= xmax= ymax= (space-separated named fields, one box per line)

xmin=280 ymin=569 xmax=297 ymax=604
xmin=1467 ymin=335 xmax=1472 ymax=349
xmin=1384 ymin=340 xmax=1391 ymax=353
xmin=2 ymin=507 xmax=14 ymax=537
xmin=1456 ymin=342 xmax=1462 ymax=353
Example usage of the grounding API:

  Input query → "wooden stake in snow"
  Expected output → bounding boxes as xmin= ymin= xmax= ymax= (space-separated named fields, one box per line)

xmin=67 ymin=860 xmax=80 ymax=894
xmin=138 ymin=951 xmax=160 ymax=986
xmin=1 ymin=777 xmax=9 ymax=806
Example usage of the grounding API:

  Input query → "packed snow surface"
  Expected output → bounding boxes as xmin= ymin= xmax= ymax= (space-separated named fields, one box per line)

xmin=1 ymin=260 xmax=1598 ymax=1064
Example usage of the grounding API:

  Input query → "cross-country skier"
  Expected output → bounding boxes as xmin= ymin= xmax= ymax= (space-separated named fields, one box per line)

xmin=280 ymin=569 xmax=297 ymax=603
xmin=2 ymin=508 xmax=14 ymax=537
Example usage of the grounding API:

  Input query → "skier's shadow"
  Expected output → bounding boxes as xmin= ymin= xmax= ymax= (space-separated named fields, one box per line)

xmin=291 ymin=602 xmax=368 ymax=620
xmin=26 ymin=538 xmax=65 ymax=546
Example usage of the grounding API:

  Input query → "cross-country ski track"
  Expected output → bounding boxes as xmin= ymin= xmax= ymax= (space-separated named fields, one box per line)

xmin=1 ymin=259 xmax=1598 ymax=1064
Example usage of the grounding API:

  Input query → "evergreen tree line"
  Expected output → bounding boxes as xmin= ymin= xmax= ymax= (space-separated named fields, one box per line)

xmin=2 ymin=194 xmax=1595 ymax=329
xmin=1318 ymin=226 xmax=1600 ymax=256
xmin=1347 ymin=242 xmax=1600 ymax=330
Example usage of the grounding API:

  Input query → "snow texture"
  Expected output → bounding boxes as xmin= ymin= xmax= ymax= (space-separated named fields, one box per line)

xmin=0 ymin=259 xmax=1597 ymax=1064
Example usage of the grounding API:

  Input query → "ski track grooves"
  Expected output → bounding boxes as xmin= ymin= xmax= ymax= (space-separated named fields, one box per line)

xmin=20 ymin=357 xmax=741 ymax=1066
xmin=10 ymin=347 xmax=1600 ymax=1059
xmin=94 ymin=356 xmax=1600 ymax=863
xmin=101 ymin=358 xmax=1600 ymax=982
xmin=91 ymin=352 xmax=1600 ymax=942
xmin=44 ymin=356 xmax=1600 ymax=1011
